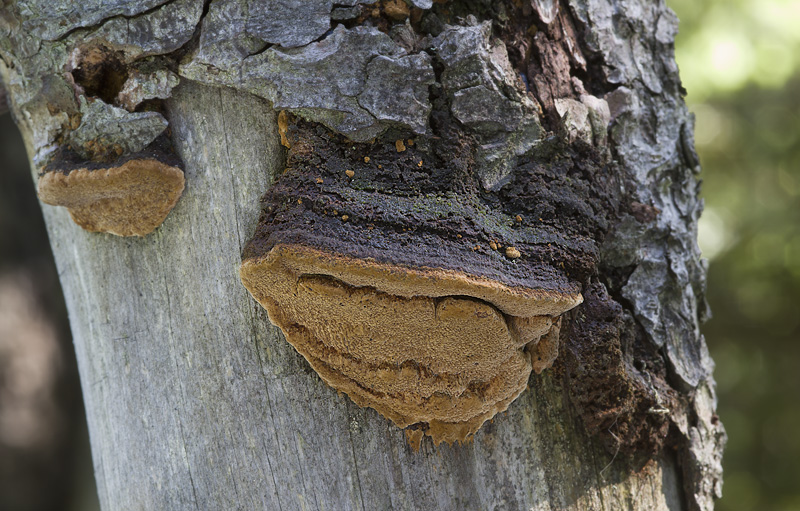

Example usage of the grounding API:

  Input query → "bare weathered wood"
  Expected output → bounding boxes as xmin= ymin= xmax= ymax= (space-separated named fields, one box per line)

xmin=0 ymin=0 xmax=724 ymax=509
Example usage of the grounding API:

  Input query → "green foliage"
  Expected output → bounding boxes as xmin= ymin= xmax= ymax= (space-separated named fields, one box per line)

xmin=671 ymin=0 xmax=800 ymax=100
xmin=670 ymin=0 xmax=800 ymax=508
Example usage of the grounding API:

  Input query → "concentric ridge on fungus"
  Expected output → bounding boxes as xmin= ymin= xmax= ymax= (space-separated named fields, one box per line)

xmin=240 ymin=243 xmax=582 ymax=445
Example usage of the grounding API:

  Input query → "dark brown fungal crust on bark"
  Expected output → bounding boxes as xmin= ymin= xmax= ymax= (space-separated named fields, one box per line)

xmin=43 ymin=134 xmax=182 ymax=175
xmin=244 ymin=117 xmax=612 ymax=292
xmin=557 ymin=282 xmax=675 ymax=455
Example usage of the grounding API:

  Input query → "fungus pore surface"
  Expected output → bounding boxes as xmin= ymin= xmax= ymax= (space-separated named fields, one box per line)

xmin=38 ymin=157 xmax=184 ymax=236
xmin=241 ymin=244 xmax=582 ymax=444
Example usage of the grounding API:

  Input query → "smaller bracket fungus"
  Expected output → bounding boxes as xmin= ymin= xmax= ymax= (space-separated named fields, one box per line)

xmin=38 ymin=141 xmax=184 ymax=237
xmin=39 ymin=45 xmax=185 ymax=237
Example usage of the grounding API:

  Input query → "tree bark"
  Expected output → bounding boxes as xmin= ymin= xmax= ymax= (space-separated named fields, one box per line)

xmin=1 ymin=1 xmax=725 ymax=510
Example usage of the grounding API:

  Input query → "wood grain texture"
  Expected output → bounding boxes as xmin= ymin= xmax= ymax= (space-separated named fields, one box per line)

xmin=38 ymin=80 xmax=684 ymax=511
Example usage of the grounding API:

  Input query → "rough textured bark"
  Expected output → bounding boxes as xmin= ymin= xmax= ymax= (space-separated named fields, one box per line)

xmin=1 ymin=1 xmax=725 ymax=510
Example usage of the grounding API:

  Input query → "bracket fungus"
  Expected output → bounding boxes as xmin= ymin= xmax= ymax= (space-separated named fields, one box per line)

xmin=239 ymin=119 xmax=612 ymax=445
xmin=241 ymin=245 xmax=580 ymax=444
xmin=36 ymin=44 xmax=185 ymax=237
xmin=38 ymin=140 xmax=184 ymax=237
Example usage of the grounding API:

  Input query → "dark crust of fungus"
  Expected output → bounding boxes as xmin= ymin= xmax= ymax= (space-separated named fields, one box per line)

xmin=42 ymin=133 xmax=182 ymax=175
xmin=556 ymin=283 xmax=676 ymax=455
xmin=242 ymin=119 xmax=615 ymax=295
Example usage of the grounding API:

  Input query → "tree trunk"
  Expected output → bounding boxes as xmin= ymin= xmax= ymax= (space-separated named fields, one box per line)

xmin=1 ymin=1 xmax=725 ymax=510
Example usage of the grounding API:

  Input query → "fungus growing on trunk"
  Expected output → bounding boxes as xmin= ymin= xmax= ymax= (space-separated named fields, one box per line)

xmin=236 ymin=113 xmax=614 ymax=444
xmin=38 ymin=142 xmax=184 ymax=237
xmin=241 ymin=244 xmax=581 ymax=445
xmin=39 ymin=44 xmax=185 ymax=237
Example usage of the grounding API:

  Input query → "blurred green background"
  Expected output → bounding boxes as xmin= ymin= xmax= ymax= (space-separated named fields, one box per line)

xmin=1 ymin=0 xmax=799 ymax=509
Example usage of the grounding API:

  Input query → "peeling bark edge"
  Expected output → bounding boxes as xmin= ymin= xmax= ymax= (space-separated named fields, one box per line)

xmin=0 ymin=82 xmax=8 ymax=116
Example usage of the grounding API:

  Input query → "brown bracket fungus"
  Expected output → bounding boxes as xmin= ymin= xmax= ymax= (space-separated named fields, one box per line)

xmin=240 ymin=118 xmax=614 ymax=445
xmin=38 ymin=141 xmax=184 ymax=237
xmin=34 ymin=41 xmax=187 ymax=237
xmin=222 ymin=1 xmax=620 ymax=448
xmin=241 ymin=245 xmax=581 ymax=444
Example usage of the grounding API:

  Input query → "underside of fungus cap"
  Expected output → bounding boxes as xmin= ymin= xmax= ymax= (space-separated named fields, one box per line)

xmin=37 ymin=138 xmax=184 ymax=236
xmin=240 ymin=241 xmax=582 ymax=444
